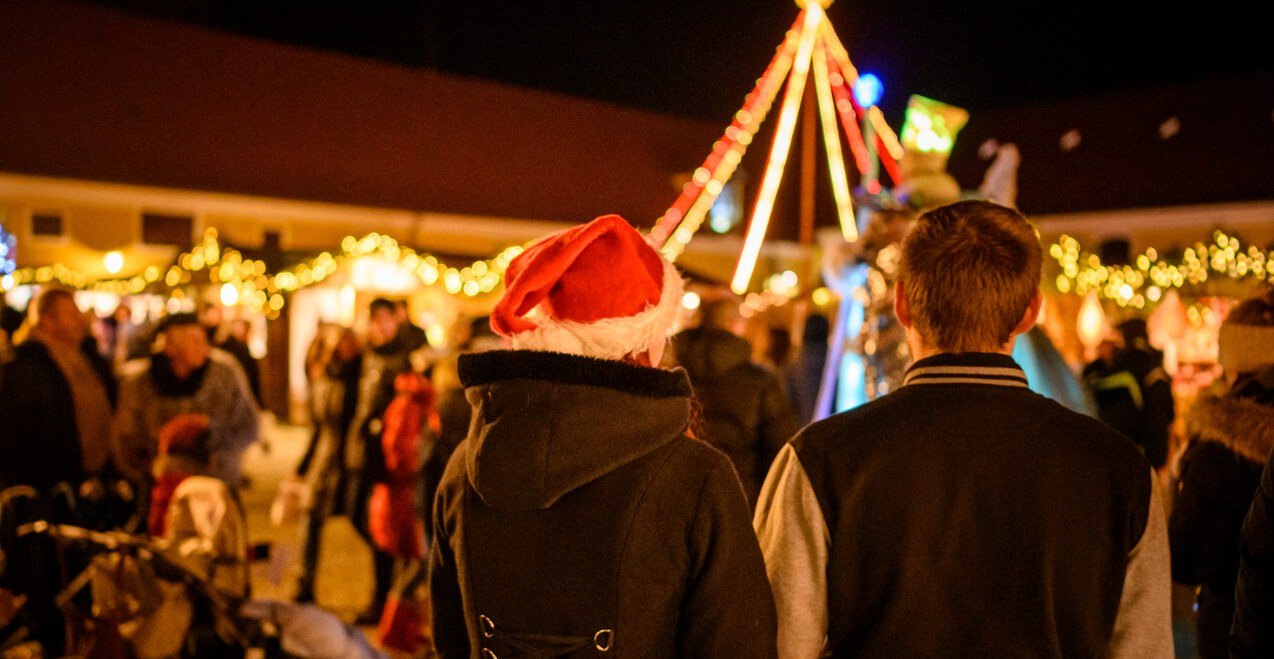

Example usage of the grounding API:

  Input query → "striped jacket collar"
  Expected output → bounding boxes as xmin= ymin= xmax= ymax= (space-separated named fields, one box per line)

xmin=903 ymin=352 xmax=1030 ymax=389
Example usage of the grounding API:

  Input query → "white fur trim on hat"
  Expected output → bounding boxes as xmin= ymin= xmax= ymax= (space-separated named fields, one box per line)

xmin=510 ymin=259 xmax=684 ymax=360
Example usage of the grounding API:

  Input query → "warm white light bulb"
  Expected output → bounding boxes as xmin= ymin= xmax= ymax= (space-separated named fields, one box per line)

xmin=104 ymin=251 xmax=124 ymax=275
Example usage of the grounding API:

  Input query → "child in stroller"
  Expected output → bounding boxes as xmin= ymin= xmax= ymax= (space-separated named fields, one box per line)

xmin=1 ymin=415 xmax=385 ymax=658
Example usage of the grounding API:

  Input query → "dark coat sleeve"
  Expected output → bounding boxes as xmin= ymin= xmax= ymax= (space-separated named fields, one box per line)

xmin=0 ymin=348 xmax=82 ymax=490
xmin=756 ymin=370 xmax=799 ymax=486
xmin=680 ymin=457 xmax=778 ymax=657
xmin=429 ymin=447 xmax=471 ymax=659
xmin=1232 ymin=451 xmax=1274 ymax=657
xmin=1140 ymin=371 xmax=1174 ymax=468
xmin=1169 ymin=441 xmax=1245 ymax=585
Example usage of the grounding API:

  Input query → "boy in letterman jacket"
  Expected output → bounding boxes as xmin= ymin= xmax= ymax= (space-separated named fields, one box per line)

xmin=754 ymin=200 xmax=1173 ymax=657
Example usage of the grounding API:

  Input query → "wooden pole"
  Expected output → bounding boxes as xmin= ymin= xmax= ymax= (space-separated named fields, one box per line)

xmin=799 ymin=81 xmax=817 ymax=246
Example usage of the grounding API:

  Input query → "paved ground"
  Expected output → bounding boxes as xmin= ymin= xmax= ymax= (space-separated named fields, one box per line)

xmin=239 ymin=417 xmax=421 ymax=655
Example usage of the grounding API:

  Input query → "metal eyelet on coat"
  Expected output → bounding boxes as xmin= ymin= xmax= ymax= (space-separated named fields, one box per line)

xmin=479 ymin=614 xmax=496 ymax=638
xmin=594 ymin=629 xmax=613 ymax=652
xmin=482 ymin=649 xmax=497 ymax=659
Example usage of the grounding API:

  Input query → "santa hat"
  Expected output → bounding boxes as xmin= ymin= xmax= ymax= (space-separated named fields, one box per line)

xmin=491 ymin=214 xmax=683 ymax=360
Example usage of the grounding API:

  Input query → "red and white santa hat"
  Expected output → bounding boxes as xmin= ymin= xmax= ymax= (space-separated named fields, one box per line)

xmin=490 ymin=214 xmax=683 ymax=360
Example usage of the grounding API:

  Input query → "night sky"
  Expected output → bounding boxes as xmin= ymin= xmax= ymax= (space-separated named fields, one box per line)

xmin=90 ymin=0 xmax=1271 ymax=122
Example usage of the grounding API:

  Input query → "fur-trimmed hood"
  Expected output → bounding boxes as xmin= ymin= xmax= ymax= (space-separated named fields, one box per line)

xmin=457 ymin=350 xmax=693 ymax=511
xmin=1187 ymin=376 xmax=1274 ymax=465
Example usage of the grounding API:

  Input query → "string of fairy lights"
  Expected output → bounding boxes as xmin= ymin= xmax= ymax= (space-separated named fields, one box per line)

xmin=647 ymin=1 xmax=905 ymax=297
xmin=4 ymin=2 xmax=914 ymax=314
xmin=1050 ymin=231 xmax=1274 ymax=309
xmin=0 ymin=229 xmax=524 ymax=319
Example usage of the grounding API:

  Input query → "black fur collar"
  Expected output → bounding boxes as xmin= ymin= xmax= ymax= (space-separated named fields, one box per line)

xmin=459 ymin=350 xmax=691 ymax=399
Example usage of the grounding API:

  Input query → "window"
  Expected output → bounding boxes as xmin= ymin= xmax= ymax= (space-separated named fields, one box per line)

xmin=142 ymin=213 xmax=193 ymax=249
xmin=31 ymin=212 xmax=63 ymax=236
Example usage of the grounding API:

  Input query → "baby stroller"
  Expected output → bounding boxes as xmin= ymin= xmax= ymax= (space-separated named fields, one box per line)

xmin=2 ymin=478 xmax=383 ymax=659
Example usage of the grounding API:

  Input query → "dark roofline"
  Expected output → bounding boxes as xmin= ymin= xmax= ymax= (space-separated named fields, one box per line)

xmin=0 ymin=0 xmax=723 ymax=225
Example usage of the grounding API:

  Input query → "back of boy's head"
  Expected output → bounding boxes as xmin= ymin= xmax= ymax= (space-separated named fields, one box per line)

xmin=898 ymin=200 xmax=1041 ymax=352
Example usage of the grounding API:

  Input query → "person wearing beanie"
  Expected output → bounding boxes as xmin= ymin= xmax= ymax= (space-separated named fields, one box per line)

xmin=114 ymin=312 xmax=260 ymax=489
xmin=345 ymin=296 xmax=415 ymax=623
xmin=1169 ymin=288 xmax=1274 ymax=658
xmin=429 ymin=214 xmax=777 ymax=657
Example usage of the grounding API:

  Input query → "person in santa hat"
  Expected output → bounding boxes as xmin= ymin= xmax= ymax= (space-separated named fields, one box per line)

xmin=428 ymin=214 xmax=777 ymax=657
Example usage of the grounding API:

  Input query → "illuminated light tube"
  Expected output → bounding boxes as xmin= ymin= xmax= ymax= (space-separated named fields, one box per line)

xmin=866 ymin=106 xmax=907 ymax=184
xmin=815 ymin=41 xmax=876 ymax=174
xmin=820 ymin=26 xmax=905 ymax=183
xmin=821 ymin=43 xmax=871 ymax=175
xmin=868 ymin=107 xmax=905 ymax=160
xmin=732 ymin=4 xmax=822 ymax=295
xmin=811 ymin=34 xmax=857 ymax=242
xmin=649 ymin=12 xmax=806 ymax=248
xmin=818 ymin=21 xmax=860 ymax=90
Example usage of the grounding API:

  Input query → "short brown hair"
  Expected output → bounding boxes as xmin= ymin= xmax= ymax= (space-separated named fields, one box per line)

xmin=35 ymin=287 xmax=75 ymax=322
xmin=898 ymin=200 xmax=1041 ymax=352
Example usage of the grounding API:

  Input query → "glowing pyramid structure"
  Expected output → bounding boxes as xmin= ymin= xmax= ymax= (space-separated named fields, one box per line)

xmin=646 ymin=0 xmax=905 ymax=294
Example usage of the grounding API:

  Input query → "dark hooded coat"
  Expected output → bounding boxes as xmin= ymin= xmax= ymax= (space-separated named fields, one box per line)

xmin=669 ymin=327 xmax=797 ymax=508
xmin=1170 ymin=367 xmax=1274 ymax=659
xmin=1233 ymin=401 xmax=1274 ymax=657
xmin=429 ymin=350 xmax=776 ymax=658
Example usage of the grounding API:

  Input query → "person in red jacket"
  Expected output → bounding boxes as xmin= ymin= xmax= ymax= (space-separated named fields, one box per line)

xmin=369 ymin=371 xmax=440 ymax=560
xmin=370 ymin=370 xmax=441 ymax=653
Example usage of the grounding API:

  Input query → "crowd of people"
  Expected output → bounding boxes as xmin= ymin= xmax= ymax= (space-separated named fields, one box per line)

xmin=2 ymin=199 xmax=1273 ymax=657
xmin=0 ymin=291 xmax=262 ymax=653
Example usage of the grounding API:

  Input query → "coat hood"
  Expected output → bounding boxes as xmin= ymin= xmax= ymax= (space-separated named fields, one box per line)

xmin=670 ymin=327 xmax=752 ymax=382
xmin=393 ymin=371 xmax=433 ymax=403
xmin=457 ymin=350 xmax=692 ymax=511
xmin=1187 ymin=367 xmax=1274 ymax=464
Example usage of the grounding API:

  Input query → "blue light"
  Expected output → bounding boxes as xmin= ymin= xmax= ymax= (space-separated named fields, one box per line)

xmin=853 ymin=73 xmax=883 ymax=108
xmin=0 ymin=222 xmax=13 ymax=276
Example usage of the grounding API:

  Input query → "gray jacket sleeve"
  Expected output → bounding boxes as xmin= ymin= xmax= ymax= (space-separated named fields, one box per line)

xmin=206 ymin=356 xmax=260 ymax=483
xmin=754 ymin=443 xmax=830 ymax=659
xmin=1107 ymin=470 xmax=1174 ymax=658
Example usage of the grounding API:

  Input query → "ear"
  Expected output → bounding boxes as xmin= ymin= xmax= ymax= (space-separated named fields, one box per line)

xmin=1012 ymin=288 xmax=1044 ymax=336
xmin=894 ymin=281 xmax=913 ymax=329
xmin=644 ymin=335 xmax=666 ymax=368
